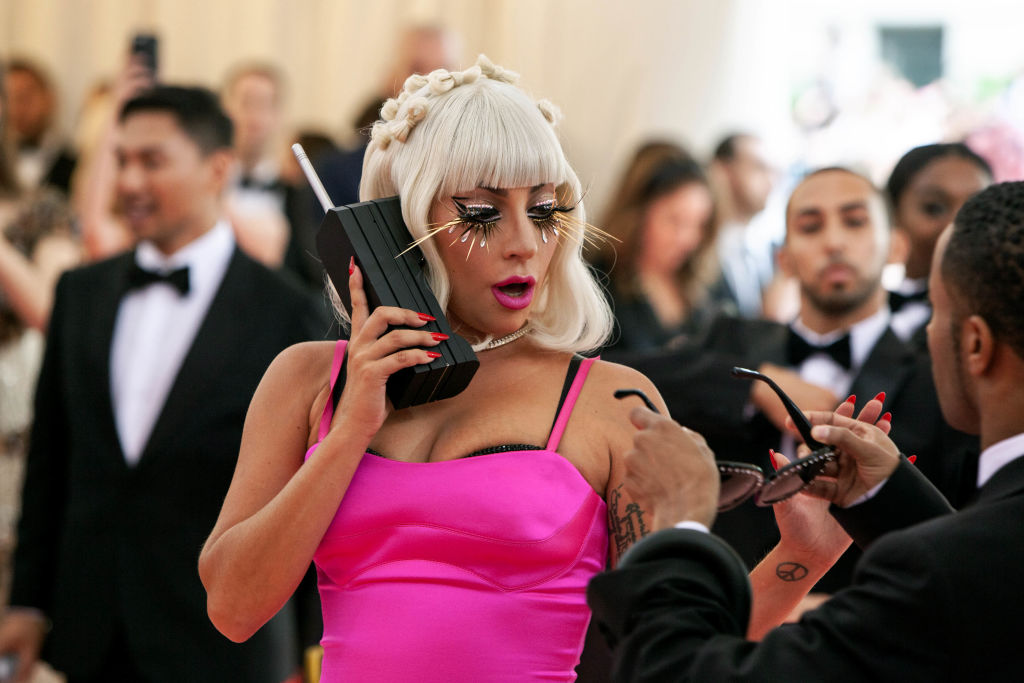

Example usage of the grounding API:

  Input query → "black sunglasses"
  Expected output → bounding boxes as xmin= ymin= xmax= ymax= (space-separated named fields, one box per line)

xmin=615 ymin=368 xmax=836 ymax=511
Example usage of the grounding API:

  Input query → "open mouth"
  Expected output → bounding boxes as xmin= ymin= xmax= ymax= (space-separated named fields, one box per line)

xmin=492 ymin=276 xmax=535 ymax=310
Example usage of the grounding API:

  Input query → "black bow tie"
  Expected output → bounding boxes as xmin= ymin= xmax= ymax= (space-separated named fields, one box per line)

xmin=786 ymin=329 xmax=852 ymax=370
xmin=889 ymin=288 xmax=929 ymax=313
xmin=125 ymin=263 xmax=190 ymax=295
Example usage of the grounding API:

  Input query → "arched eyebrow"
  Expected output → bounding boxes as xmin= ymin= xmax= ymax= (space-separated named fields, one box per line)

xmin=478 ymin=183 xmax=550 ymax=196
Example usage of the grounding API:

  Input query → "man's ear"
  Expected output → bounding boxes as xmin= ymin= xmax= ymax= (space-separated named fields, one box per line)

xmin=207 ymin=148 xmax=236 ymax=193
xmin=777 ymin=242 xmax=793 ymax=277
xmin=962 ymin=314 xmax=995 ymax=377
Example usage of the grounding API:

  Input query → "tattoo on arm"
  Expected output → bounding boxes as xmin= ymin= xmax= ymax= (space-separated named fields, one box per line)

xmin=608 ymin=484 xmax=650 ymax=556
xmin=775 ymin=562 xmax=809 ymax=582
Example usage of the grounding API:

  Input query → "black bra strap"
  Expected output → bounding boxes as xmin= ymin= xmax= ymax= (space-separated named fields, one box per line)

xmin=549 ymin=354 xmax=585 ymax=433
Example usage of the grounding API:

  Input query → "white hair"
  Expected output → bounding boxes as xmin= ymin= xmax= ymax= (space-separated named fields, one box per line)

xmin=342 ymin=55 xmax=612 ymax=353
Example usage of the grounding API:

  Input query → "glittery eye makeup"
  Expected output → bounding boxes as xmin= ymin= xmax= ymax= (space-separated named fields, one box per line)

xmin=448 ymin=195 xmax=573 ymax=247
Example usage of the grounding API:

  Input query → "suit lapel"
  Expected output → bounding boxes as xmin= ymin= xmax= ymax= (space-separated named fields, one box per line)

xmin=86 ymin=253 xmax=135 ymax=467
xmin=135 ymin=249 xmax=253 ymax=466
xmin=847 ymin=328 xmax=914 ymax=406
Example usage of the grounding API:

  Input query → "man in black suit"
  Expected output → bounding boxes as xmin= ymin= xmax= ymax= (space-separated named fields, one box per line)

xmin=0 ymin=86 xmax=326 ymax=682
xmin=610 ymin=167 xmax=976 ymax=590
xmin=3 ymin=59 xmax=77 ymax=195
xmin=587 ymin=181 xmax=1024 ymax=681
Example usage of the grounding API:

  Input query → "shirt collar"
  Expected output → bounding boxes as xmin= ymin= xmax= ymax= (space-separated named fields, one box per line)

xmin=135 ymin=220 xmax=235 ymax=294
xmin=891 ymin=276 xmax=928 ymax=296
xmin=791 ymin=306 xmax=891 ymax=371
xmin=977 ymin=432 xmax=1024 ymax=488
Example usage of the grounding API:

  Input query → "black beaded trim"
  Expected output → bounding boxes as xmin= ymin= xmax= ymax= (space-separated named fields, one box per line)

xmin=366 ymin=443 xmax=545 ymax=460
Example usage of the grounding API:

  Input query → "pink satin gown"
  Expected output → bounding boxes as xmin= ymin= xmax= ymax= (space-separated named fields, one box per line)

xmin=305 ymin=340 xmax=608 ymax=682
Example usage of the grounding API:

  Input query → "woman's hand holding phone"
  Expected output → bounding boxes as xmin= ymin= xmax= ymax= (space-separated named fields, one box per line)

xmin=335 ymin=261 xmax=446 ymax=440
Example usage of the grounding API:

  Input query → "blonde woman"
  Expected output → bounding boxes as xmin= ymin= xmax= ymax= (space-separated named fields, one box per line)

xmin=199 ymin=56 xmax=668 ymax=681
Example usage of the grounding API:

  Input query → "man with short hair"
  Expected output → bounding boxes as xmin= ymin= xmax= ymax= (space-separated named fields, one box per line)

xmin=221 ymin=63 xmax=292 ymax=267
xmin=709 ymin=133 xmax=775 ymax=318
xmin=3 ymin=59 xmax=77 ymax=195
xmin=612 ymin=167 xmax=976 ymax=590
xmin=0 ymin=85 xmax=326 ymax=683
xmin=587 ymin=180 xmax=1024 ymax=682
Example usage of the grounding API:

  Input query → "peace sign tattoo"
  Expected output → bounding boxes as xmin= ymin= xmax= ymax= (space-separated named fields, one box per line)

xmin=775 ymin=562 xmax=809 ymax=582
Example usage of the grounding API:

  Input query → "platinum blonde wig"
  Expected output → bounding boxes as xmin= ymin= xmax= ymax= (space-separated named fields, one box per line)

xmin=343 ymin=55 xmax=612 ymax=353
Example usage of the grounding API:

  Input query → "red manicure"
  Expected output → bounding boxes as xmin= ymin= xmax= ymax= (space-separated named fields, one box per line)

xmin=425 ymin=351 xmax=442 ymax=359
xmin=769 ymin=449 xmax=779 ymax=471
xmin=845 ymin=395 xmax=856 ymax=404
xmin=430 ymin=333 xmax=449 ymax=341
xmin=873 ymin=391 xmax=886 ymax=403
xmin=417 ymin=313 xmax=436 ymax=322
xmin=880 ymin=412 xmax=892 ymax=423
xmin=348 ymin=256 xmax=354 ymax=275
xmin=907 ymin=454 xmax=917 ymax=464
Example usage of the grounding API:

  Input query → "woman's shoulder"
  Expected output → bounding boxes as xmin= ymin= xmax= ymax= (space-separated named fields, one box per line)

xmin=588 ymin=357 xmax=661 ymax=394
xmin=263 ymin=340 xmax=340 ymax=393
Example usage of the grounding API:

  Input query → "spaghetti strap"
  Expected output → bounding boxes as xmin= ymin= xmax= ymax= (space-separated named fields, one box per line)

xmin=317 ymin=340 xmax=349 ymax=442
xmin=545 ymin=356 xmax=598 ymax=452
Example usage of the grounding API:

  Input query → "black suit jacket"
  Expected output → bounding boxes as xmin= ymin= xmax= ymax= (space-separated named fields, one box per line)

xmin=588 ymin=455 xmax=1024 ymax=682
xmin=10 ymin=247 xmax=328 ymax=682
xmin=607 ymin=315 xmax=978 ymax=589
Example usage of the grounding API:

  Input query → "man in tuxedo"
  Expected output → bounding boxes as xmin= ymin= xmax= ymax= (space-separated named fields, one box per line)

xmin=610 ymin=167 xmax=976 ymax=589
xmin=3 ymin=59 xmax=77 ymax=195
xmin=221 ymin=63 xmax=292 ymax=267
xmin=708 ymin=133 xmax=775 ymax=319
xmin=587 ymin=180 xmax=1024 ymax=682
xmin=0 ymin=86 xmax=326 ymax=682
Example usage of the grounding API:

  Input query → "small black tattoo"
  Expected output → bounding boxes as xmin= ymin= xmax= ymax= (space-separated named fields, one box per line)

xmin=608 ymin=484 xmax=649 ymax=556
xmin=776 ymin=562 xmax=809 ymax=582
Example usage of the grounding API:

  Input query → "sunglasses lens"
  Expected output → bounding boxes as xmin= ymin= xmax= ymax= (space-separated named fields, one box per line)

xmin=755 ymin=447 xmax=835 ymax=506
xmin=718 ymin=462 xmax=765 ymax=511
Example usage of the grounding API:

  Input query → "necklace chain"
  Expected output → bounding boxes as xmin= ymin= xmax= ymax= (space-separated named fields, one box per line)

xmin=471 ymin=323 xmax=530 ymax=352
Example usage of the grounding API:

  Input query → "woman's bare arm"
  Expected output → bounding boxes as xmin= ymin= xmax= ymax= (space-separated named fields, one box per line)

xmin=199 ymin=265 xmax=443 ymax=641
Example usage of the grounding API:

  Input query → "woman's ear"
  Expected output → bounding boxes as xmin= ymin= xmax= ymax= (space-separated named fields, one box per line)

xmin=887 ymin=228 xmax=909 ymax=265
xmin=962 ymin=314 xmax=995 ymax=377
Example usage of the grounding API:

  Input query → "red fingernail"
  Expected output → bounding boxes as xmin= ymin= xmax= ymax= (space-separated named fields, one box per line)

xmin=769 ymin=449 xmax=779 ymax=471
xmin=881 ymin=412 xmax=892 ymax=423
xmin=348 ymin=256 xmax=354 ymax=275
xmin=417 ymin=313 xmax=436 ymax=321
xmin=430 ymin=333 xmax=449 ymax=341
xmin=426 ymin=351 xmax=442 ymax=359
xmin=873 ymin=392 xmax=886 ymax=403
xmin=908 ymin=454 xmax=917 ymax=464
xmin=845 ymin=395 xmax=856 ymax=404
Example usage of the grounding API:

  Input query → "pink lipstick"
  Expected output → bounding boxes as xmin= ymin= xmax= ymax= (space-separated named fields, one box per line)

xmin=492 ymin=275 xmax=535 ymax=310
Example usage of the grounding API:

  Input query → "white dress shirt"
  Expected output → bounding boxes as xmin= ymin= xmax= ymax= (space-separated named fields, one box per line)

xmin=778 ymin=307 xmax=892 ymax=458
xmin=110 ymin=221 xmax=235 ymax=465
xmin=888 ymin=277 xmax=931 ymax=343
xmin=977 ymin=432 xmax=1024 ymax=488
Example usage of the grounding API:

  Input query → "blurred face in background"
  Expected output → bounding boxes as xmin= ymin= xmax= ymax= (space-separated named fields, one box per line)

xmin=116 ymin=111 xmax=229 ymax=253
xmin=782 ymin=170 xmax=889 ymax=318
xmin=725 ymin=136 xmax=773 ymax=217
xmin=637 ymin=182 xmax=713 ymax=277
xmin=895 ymin=156 xmax=991 ymax=271
xmin=222 ymin=72 xmax=280 ymax=160
xmin=5 ymin=68 xmax=54 ymax=142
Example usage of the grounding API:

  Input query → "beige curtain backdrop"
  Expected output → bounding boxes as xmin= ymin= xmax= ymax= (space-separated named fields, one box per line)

xmin=0 ymin=0 xmax=795 ymax=214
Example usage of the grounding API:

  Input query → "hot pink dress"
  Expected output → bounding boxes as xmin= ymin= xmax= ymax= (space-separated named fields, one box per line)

xmin=305 ymin=340 xmax=608 ymax=682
